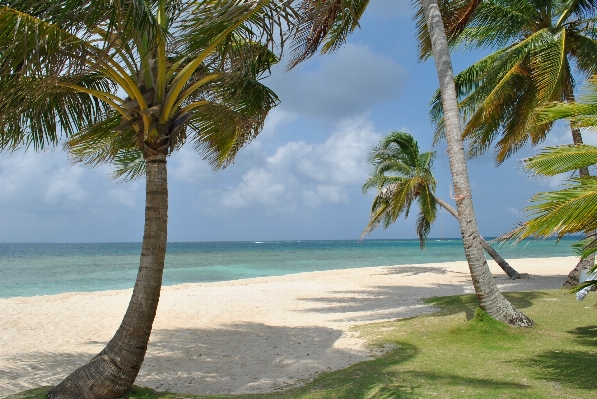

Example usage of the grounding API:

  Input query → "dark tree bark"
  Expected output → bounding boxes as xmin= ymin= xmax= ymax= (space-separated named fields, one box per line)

xmin=47 ymin=154 xmax=169 ymax=398
xmin=434 ymin=196 xmax=521 ymax=279
xmin=422 ymin=0 xmax=533 ymax=326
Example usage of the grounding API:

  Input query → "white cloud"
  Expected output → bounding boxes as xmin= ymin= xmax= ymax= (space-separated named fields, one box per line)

xmin=220 ymin=168 xmax=289 ymax=210
xmin=0 ymin=150 xmax=88 ymax=204
xmin=259 ymin=108 xmax=298 ymax=138
xmin=302 ymin=185 xmax=347 ymax=207
xmin=0 ymin=148 xmax=144 ymax=242
xmin=208 ymin=116 xmax=381 ymax=213
xmin=169 ymin=146 xmax=216 ymax=184
xmin=44 ymin=166 xmax=88 ymax=203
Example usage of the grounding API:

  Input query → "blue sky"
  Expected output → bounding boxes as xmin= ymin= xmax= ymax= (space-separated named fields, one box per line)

xmin=0 ymin=0 xmax=589 ymax=243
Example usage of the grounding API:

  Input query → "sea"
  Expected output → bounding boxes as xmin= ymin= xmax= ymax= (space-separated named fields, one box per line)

xmin=0 ymin=238 xmax=578 ymax=298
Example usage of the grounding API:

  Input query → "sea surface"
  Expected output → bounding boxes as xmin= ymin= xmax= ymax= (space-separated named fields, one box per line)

xmin=0 ymin=239 xmax=578 ymax=298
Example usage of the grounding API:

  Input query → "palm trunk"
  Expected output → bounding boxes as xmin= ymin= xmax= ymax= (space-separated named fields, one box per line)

xmin=433 ymin=196 xmax=520 ymax=279
xmin=422 ymin=0 xmax=533 ymax=326
xmin=47 ymin=154 xmax=169 ymax=399
xmin=563 ymin=78 xmax=595 ymax=288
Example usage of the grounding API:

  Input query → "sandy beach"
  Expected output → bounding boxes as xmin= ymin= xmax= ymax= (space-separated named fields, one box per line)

xmin=0 ymin=256 xmax=575 ymax=397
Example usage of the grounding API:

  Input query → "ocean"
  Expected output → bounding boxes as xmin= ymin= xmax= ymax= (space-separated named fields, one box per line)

xmin=0 ymin=239 xmax=577 ymax=298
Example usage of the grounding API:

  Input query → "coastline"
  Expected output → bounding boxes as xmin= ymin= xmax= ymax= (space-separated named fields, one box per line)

xmin=0 ymin=256 xmax=575 ymax=397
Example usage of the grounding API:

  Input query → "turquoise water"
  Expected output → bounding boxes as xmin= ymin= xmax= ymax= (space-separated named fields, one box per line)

xmin=0 ymin=239 xmax=577 ymax=298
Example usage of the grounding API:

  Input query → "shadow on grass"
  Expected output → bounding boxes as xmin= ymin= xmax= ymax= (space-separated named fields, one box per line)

xmin=425 ymin=291 xmax=552 ymax=320
xmin=522 ymin=349 xmax=597 ymax=390
xmin=568 ymin=325 xmax=597 ymax=347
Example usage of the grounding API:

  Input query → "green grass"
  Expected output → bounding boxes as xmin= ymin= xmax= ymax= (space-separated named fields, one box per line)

xmin=8 ymin=290 xmax=597 ymax=399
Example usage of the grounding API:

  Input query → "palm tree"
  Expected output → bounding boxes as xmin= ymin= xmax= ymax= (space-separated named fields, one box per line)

xmin=362 ymin=131 xmax=521 ymax=279
xmin=428 ymin=0 xmax=597 ymax=164
xmin=427 ymin=0 xmax=597 ymax=288
xmin=502 ymin=142 xmax=597 ymax=292
xmin=0 ymin=1 xmax=295 ymax=397
xmin=288 ymin=0 xmax=533 ymax=326
xmin=510 ymin=76 xmax=597 ymax=287
xmin=417 ymin=0 xmax=531 ymax=326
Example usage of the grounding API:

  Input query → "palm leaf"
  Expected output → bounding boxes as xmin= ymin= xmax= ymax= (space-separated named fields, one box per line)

xmin=113 ymin=150 xmax=146 ymax=181
xmin=507 ymin=177 xmax=597 ymax=240
xmin=287 ymin=0 xmax=370 ymax=69
xmin=0 ymin=73 xmax=115 ymax=150
xmin=524 ymin=144 xmax=597 ymax=176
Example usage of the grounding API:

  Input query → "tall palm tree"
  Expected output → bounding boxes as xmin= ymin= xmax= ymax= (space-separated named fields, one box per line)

xmin=428 ymin=0 xmax=597 ymax=165
xmin=288 ymin=0 xmax=533 ymax=325
xmin=427 ymin=0 xmax=597 ymax=288
xmin=0 ymin=1 xmax=295 ymax=397
xmin=417 ymin=0 xmax=531 ymax=325
xmin=362 ymin=131 xmax=521 ymax=279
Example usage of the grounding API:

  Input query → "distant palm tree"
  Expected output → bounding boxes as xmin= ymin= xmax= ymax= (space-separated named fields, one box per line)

xmin=287 ymin=0 xmax=533 ymax=325
xmin=0 ymin=1 xmax=294 ymax=397
xmin=362 ymin=131 xmax=521 ymax=279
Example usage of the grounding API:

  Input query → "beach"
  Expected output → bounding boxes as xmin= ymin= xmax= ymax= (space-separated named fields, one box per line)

xmin=0 ymin=256 xmax=574 ymax=397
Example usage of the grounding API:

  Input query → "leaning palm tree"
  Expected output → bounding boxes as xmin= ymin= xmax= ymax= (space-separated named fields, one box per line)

xmin=287 ymin=0 xmax=533 ymax=326
xmin=426 ymin=0 xmax=597 ymax=288
xmin=362 ymin=131 xmax=521 ymax=279
xmin=0 ymin=1 xmax=295 ymax=397
xmin=412 ymin=0 xmax=531 ymax=325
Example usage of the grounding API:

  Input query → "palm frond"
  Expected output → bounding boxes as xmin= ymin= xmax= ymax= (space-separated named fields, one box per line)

xmin=287 ymin=0 xmax=370 ymax=69
xmin=524 ymin=144 xmax=597 ymax=176
xmin=416 ymin=0 xmax=487 ymax=60
xmin=0 ymin=74 xmax=115 ymax=151
xmin=538 ymin=74 xmax=597 ymax=129
xmin=506 ymin=177 xmax=597 ymax=240
xmin=64 ymin=112 xmax=139 ymax=167
xmin=415 ymin=212 xmax=432 ymax=249
xmin=113 ymin=150 xmax=146 ymax=181
xmin=566 ymin=31 xmax=597 ymax=77
xmin=181 ymin=0 xmax=298 ymax=65
xmin=416 ymin=184 xmax=437 ymax=248
xmin=0 ymin=6 xmax=98 ymax=76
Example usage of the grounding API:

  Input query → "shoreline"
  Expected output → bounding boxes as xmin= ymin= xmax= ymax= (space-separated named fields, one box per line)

xmin=0 ymin=256 xmax=576 ymax=397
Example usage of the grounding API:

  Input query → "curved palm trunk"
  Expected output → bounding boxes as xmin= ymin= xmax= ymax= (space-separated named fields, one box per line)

xmin=563 ymin=80 xmax=595 ymax=288
xmin=434 ymin=196 xmax=520 ymax=279
xmin=422 ymin=0 xmax=533 ymax=326
xmin=47 ymin=154 xmax=168 ymax=399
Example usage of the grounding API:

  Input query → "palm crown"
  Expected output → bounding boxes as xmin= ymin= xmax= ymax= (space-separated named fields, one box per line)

xmin=0 ymin=0 xmax=293 ymax=175
xmin=429 ymin=0 xmax=597 ymax=163
xmin=362 ymin=131 xmax=438 ymax=248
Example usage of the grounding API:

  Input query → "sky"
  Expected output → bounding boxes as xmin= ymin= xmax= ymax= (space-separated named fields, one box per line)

xmin=0 ymin=0 xmax=592 ymax=243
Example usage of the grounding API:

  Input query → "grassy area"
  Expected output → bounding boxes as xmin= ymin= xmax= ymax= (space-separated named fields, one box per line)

xmin=8 ymin=289 xmax=597 ymax=399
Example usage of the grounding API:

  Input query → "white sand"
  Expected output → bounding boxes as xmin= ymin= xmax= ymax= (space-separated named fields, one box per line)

xmin=0 ymin=257 xmax=575 ymax=397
